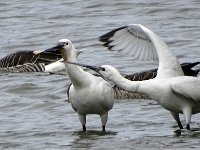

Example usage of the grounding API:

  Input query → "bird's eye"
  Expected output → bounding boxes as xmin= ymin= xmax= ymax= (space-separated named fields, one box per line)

xmin=100 ymin=67 xmax=105 ymax=71
xmin=65 ymin=42 xmax=68 ymax=45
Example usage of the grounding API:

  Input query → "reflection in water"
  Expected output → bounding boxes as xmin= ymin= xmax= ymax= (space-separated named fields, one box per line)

xmin=71 ymin=130 xmax=117 ymax=149
xmin=174 ymin=128 xmax=200 ymax=138
xmin=174 ymin=129 xmax=182 ymax=137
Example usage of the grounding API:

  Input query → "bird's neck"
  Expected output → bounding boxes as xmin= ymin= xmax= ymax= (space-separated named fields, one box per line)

xmin=144 ymin=27 xmax=184 ymax=78
xmin=67 ymin=51 xmax=78 ymax=62
xmin=112 ymin=74 xmax=160 ymax=102
xmin=109 ymin=72 xmax=143 ymax=93
xmin=65 ymin=58 xmax=91 ymax=87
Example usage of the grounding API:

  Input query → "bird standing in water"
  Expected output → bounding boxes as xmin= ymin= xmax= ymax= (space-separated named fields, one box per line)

xmin=44 ymin=39 xmax=114 ymax=131
xmin=68 ymin=24 xmax=200 ymax=130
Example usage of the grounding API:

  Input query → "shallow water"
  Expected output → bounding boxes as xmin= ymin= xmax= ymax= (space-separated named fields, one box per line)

xmin=1 ymin=0 xmax=200 ymax=149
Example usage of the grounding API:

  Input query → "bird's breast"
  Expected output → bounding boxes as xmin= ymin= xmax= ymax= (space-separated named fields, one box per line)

xmin=69 ymin=82 xmax=114 ymax=115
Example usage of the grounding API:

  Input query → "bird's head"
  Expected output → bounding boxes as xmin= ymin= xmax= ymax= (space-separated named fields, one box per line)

xmin=56 ymin=39 xmax=73 ymax=61
xmin=96 ymin=65 xmax=122 ymax=81
xmin=40 ymin=39 xmax=81 ymax=62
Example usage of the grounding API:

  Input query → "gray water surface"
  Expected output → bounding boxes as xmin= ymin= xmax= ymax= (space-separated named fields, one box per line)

xmin=1 ymin=0 xmax=200 ymax=149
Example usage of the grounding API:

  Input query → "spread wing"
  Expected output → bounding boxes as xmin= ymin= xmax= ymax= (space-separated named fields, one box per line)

xmin=0 ymin=50 xmax=62 ymax=68
xmin=0 ymin=63 xmax=45 ymax=72
xmin=100 ymin=25 xmax=158 ymax=61
xmin=0 ymin=50 xmax=62 ymax=72
xmin=99 ymin=24 xmax=184 ymax=78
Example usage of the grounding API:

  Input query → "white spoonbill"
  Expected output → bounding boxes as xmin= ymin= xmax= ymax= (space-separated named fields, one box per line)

xmin=66 ymin=61 xmax=200 ymax=100
xmin=71 ymin=24 xmax=200 ymax=130
xmin=44 ymin=39 xmax=114 ymax=131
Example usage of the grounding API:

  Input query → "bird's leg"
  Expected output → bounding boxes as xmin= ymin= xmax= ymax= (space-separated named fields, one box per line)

xmin=177 ymin=121 xmax=183 ymax=129
xmin=186 ymin=124 xmax=190 ymax=130
xmin=78 ymin=114 xmax=86 ymax=131
xmin=183 ymin=107 xmax=192 ymax=130
xmin=170 ymin=111 xmax=183 ymax=129
xmin=102 ymin=125 xmax=106 ymax=132
xmin=100 ymin=113 xmax=108 ymax=131
xmin=83 ymin=124 xmax=86 ymax=131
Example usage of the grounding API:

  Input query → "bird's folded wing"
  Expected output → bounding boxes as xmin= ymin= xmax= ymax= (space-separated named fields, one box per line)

xmin=171 ymin=77 xmax=200 ymax=101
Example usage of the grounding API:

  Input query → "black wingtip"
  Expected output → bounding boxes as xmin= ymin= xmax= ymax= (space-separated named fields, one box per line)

xmin=181 ymin=62 xmax=200 ymax=69
xmin=181 ymin=62 xmax=200 ymax=76
xmin=99 ymin=26 xmax=127 ymax=43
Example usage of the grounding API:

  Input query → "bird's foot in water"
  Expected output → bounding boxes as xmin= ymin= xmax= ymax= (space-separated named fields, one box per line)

xmin=82 ymin=125 xmax=86 ymax=131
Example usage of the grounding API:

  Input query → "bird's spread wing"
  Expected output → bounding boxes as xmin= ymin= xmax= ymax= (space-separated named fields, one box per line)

xmin=113 ymin=85 xmax=149 ymax=100
xmin=123 ymin=61 xmax=200 ymax=80
xmin=171 ymin=77 xmax=200 ymax=101
xmin=0 ymin=63 xmax=45 ymax=72
xmin=0 ymin=51 xmax=39 ymax=68
xmin=112 ymin=69 xmax=157 ymax=100
xmin=0 ymin=50 xmax=62 ymax=68
xmin=99 ymin=25 xmax=158 ymax=61
xmin=99 ymin=24 xmax=184 ymax=78
xmin=113 ymin=62 xmax=200 ymax=100
xmin=124 ymin=69 xmax=157 ymax=81
xmin=35 ymin=51 xmax=62 ymax=65
xmin=66 ymin=62 xmax=200 ymax=101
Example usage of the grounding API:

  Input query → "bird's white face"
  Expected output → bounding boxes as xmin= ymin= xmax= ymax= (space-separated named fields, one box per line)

xmin=98 ymin=65 xmax=121 ymax=82
xmin=40 ymin=38 xmax=79 ymax=62
xmin=58 ymin=39 xmax=73 ymax=61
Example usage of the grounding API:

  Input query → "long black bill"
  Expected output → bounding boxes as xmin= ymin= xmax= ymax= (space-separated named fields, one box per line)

xmin=33 ymin=42 xmax=65 ymax=56
xmin=41 ymin=42 xmax=65 ymax=55
xmin=66 ymin=61 xmax=103 ymax=73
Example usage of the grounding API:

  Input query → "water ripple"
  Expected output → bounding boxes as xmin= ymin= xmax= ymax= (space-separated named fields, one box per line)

xmin=1 ymin=0 xmax=200 ymax=149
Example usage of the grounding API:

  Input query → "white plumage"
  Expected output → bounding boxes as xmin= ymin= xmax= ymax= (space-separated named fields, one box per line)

xmin=45 ymin=39 xmax=114 ymax=131
xmin=89 ymin=24 xmax=200 ymax=130
xmin=44 ymin=58 xmax=65 ymax=73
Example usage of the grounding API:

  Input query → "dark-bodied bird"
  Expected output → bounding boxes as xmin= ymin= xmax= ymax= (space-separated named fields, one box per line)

xmin=0 ymin=50 xmax=63 ymax=73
